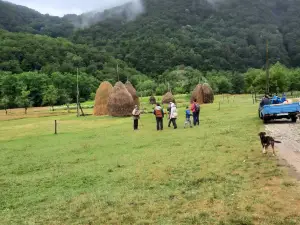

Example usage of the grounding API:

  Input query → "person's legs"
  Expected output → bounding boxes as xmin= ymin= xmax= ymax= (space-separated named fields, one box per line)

xmin=168 ymin=118 xmax=172 ymax=127
xmin=160 ymin=118 xmax=164 ymax=130
xmin=156 ymin=118 xmax=160 ymax=130
xmin=188 ymin=118 xmax=192 ymax=128
xmin=134 ymin=119 xmax=138 ymax=130
xmin=196 ymin=112 xmax=200 ymax=125
xmin=193 ymin=112 xmax=197 ymax=126
xmin=172 ymin=118 xmax=177 ymax=129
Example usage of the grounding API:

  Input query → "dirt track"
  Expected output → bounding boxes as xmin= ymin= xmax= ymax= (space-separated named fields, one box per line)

xmin=265 ymin=120 xmax=300 ymax=179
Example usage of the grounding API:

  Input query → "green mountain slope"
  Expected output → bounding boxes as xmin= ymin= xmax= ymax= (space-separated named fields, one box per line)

xmin=0 ymin=0 xmax=74 ymax=37
xmin=72 ymin=0 xmax=300 ymax=75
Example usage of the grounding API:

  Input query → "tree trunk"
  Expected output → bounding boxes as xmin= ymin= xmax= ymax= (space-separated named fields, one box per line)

xmin=52 ymin=105 xmax=54 ymax=111
xmin=5 ymin=109 xmax=7 ymax=115
xmin=67 ymin=103 xmax=70 ymax=113
xmin=25 ymin=107 xmax=27 ymax=114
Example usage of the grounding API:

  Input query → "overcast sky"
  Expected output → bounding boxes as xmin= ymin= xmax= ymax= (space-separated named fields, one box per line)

xmin=7 ymin=0 xmax=135 ymax=16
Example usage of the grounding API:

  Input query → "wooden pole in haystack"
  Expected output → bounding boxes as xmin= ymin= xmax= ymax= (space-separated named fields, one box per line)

xmin=266 ymin=40 xmax=270 ymax=95
xmin=117 ymin=61 xmax=119 ymax=81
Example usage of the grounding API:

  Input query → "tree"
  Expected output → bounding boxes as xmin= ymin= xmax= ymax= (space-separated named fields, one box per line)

xmin=15 ymin=89 xmax=31 ymax=114
xmin=43 ymin=85 xmax=59 ymax=111
xmin=60 ymin=90 xmax=72 ymax=113
xmin=0 ymin=96 xmax=10 ymax=115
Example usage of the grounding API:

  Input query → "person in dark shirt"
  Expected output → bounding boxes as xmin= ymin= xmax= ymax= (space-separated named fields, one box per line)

xmin=260 ymin=95 xmax=270 ymax=107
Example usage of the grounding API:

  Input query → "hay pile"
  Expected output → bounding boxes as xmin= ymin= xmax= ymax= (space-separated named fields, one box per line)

xmin=202 ymin=83 xmax=214 ymax=103
xmin=190 ymin=84 xmax=204 ymax=104
xmin=125 ymin=81 xmax=139 ymax=106
xmin=162 ymin=92 xmax=175 ymax=104
xmin=149 ymin=95 xmax=156 ymax=104
xmin=93 ymin=81 xmax=113 ymax=116
xmin=191 ymin=83 xmax=214 ymax=104
xmin=107 ymin=81 xmax=134 ymax=117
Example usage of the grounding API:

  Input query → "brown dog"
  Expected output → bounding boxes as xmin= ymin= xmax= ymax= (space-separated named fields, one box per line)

xmin=258 ymin=132 xmax=281 ymax=156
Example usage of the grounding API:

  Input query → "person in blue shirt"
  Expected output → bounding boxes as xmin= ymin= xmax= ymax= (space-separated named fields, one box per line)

xmin=184 ymin=106 xmax=193 ymax=128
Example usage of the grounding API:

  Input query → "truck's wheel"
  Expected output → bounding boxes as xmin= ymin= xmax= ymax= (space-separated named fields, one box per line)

xmin=291 ymin=116 xmax=297 ymax=123
xmin=263 ymin=118 xmax=269 ymax=124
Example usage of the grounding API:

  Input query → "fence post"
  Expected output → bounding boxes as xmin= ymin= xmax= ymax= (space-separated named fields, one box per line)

xmin=54 ymin=120 xmax=57 ymax=135
xmin=218 ymin=101 xmax=221 ymax=110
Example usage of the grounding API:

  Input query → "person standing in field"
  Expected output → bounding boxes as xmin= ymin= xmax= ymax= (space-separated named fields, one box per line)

xmin=191 ymin=99 xmax=200 ymax=126
xmin=132 ymin=105 xmax=140 ymax=130
xmin=170 ymin=102 xmax=178 ymax=129
xmin=154 ymin=103 xmax=164 ymax=131
xmin=184 ymin=106 xmax=192 ymax=128
xmin=167 ymin=102 xmax=172 ymax=127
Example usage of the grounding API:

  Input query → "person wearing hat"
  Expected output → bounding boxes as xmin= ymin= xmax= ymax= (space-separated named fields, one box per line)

xmin=132 ymin=105 xmax=141 ymax=130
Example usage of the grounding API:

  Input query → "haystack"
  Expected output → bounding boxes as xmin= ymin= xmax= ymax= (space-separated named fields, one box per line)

xmin=202 ymin=83 xmax=214 ymax=103
xmin=190 ymin=84 xmax=204 ymax=104
xmin=107 ymin=81 xmax=134 ymax=117
xmin=125 ymin=81 xmax=139 ymax=106
xmin=162 ymin=92 xmax=175 ymax=104
xmin=149 ymin=95 xmax=156 ymax=104
xmin=93 ymin=81 xmax=113 ymax=116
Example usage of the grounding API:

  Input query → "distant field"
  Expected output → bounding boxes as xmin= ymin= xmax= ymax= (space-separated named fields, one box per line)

xmin=0 ymin=95 xmax=300 ymax=225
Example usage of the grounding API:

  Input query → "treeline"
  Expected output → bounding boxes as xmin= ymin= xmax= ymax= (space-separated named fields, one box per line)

xmin=2 ymin=63 xmax=300 ymax=112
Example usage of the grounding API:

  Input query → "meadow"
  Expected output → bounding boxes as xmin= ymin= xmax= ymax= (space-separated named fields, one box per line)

xmin=0 ymin=95 xmax=300 ymax=225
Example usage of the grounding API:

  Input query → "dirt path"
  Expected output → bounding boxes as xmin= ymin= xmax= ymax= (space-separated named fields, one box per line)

xmin=265 ymin=121 xmax=300 ymax=179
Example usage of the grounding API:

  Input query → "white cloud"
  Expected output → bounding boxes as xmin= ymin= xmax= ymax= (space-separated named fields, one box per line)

xmin=7 ymin=0 xmax=140 ymax=16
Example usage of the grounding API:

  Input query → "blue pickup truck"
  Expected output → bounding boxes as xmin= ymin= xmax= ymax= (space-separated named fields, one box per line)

xmin=259 ymin=101 xmax=300 ymax=123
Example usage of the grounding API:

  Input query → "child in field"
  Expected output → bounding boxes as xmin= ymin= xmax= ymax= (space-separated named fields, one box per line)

xmin=184 ymin=106 xmax=192 ymax=128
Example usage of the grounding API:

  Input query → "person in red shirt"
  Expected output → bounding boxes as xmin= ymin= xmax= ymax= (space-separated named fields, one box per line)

xmin=191 ymin=99 xmax=200 ymax=126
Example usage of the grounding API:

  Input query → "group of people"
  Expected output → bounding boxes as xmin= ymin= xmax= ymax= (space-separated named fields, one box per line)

xmin=260 ymin=93 xmax=287 ymax=107
xmin=131 ymin=99 xmax=201 ymax=131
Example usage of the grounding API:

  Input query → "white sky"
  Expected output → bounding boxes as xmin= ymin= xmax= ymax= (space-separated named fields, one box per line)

xmin=7 ymin=0 xmax=135 ymax=16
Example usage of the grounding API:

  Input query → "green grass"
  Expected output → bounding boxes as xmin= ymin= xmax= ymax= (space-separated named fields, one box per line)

xmin=1 ymin=95 xmax=300 ymax=225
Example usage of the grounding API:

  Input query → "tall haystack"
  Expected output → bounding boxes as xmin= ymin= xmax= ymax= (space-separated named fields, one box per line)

xmin=191 ymin=84 xmax=204 ymax=104
xmin=162 ymin=92 xmax=175 ymax=104
xmin=149 ymin=95 xmax=156 ymax=104
xmin=125 ymin=81 xmax=139 ymax=106
xmin=107 ymin=81 xmax=134 ymax=117
xmin=93 ymin=81 xmax=113 ymax=116
xmin=202 ymin=83 xmax=214 ymax=103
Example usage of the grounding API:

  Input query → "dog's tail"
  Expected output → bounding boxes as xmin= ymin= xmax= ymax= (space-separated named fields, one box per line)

xmin=274 ymin=140 xmax=281 ymax=143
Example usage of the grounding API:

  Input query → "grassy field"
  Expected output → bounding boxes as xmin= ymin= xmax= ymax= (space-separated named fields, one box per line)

xmin=0 ymin=95 xmax=300 ymax=225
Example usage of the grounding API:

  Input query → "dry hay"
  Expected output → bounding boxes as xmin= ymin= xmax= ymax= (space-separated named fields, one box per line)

xmin=93 ymin=81 xmax=113 ymax=116
xmin=125 ymin=81 xmax=140 ymax=106
xmin=107 ymin=81 xmax=134 ymax=117
xmin=202 ymin=83 xmax=214 ymax=103
xmin=149 ymin=95 xmax=156 ymax=104
xmin=190 ymin=84 xmax=204 ymax=104
xmin=162 ymin=92 xmax=175 ymax=104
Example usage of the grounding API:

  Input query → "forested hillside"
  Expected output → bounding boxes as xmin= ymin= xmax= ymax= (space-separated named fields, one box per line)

xmin=1 ymin=0 xmax=300 ymax=110
xmin=0 ymin=0 xmax=74 ymax=37
xmin=0 ymin=29 xmax=146 ymax=108
xmin=72 ymin=0 xmax=300 ymax=75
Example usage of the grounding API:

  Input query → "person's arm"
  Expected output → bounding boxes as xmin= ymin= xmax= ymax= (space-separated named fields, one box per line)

xmin=153 ymin=109 xmax=156 ymax=115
